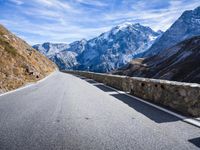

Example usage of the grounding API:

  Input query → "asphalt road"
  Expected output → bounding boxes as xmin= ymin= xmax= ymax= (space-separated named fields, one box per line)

xmin=0 ymin=71 xmax=199 ymax=150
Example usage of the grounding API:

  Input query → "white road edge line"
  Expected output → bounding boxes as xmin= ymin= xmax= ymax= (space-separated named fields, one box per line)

xmin=83 ymin=78 xmax=200 ymax=128
xmin=0 ymin=70 xmax=57 ymax=97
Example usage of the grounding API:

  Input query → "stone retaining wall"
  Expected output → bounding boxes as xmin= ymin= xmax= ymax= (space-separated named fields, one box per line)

xmin=63 ymin=70 xmax=200 ymax=117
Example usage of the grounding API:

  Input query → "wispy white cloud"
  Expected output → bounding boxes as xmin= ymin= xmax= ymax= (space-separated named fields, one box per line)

xmin=75 ymin=0 xmax=108 ymax=7
xmin=33 ymin=0 xmax=70 ymax=9
xmin=0 ymin=16 xmax=111 ymax=44
xmin=1 ymin=0 xmax=199 ymax=44
xmin=104 ymin=0 xmax=200 ymax=31
xmin=29 ymin=0 xmax=81 ymax=13
xmin=8 ymin=0 xmax=24 ymax=5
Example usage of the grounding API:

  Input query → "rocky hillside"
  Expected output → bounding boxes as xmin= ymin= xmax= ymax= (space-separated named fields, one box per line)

xmin=114 ymin=36 xmax=200 ymax=84
xmin=143 ymin=6 xmax=200 ymax=57
xmin=0 ymin=24 xmax=56 ymax=93
xmin=34 ymin=23 xmax=162 ymax=72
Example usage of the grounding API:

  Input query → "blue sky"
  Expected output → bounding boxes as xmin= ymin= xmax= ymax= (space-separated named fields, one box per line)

xmin=0 ymin=0 xmax=199 ymax=45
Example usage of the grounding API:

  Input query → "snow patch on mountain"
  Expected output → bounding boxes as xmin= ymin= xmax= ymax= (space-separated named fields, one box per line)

xmin=50 ymin=51 xmax=78 ymax=70
xmin=33 ymin=22 xmax=162 ymax=72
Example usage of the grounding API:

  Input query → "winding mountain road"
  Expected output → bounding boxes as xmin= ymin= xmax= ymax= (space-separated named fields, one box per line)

xmin=0 ymin=71 xmax=199 ymax=150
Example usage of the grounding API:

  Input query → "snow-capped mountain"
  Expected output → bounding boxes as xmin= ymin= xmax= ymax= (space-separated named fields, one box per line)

xmin=67 ymin=39 xmax=87 ymax=54
xmin=33 ymin=22 xmax=162 ymax=72
xmin=77 ymin=23 xmax=162 ymax=72
xmin=33 ymin=40 xmax=86 ymax=70
xmin=33 ymin=42 xmax=69 ymax=57
xmin=50 ymin=51 xmax=78 ymax=70
xmin=143 ymin=6 xmax=200 ymax=57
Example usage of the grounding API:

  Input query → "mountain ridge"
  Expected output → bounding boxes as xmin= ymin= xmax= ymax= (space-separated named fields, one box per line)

xmin=33 ymin=23 xmax=162 ymax=72
xmin=114 ymin=35 xmax=200 ymax=84
xmin=142 ymin=6 xmax=200 ymax=57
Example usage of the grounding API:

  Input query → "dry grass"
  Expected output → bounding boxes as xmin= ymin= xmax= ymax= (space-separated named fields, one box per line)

xmin=0 ymin=37 xmax=17 ymax=56
xmin=0 ymin=24 xmax=56 ymax=93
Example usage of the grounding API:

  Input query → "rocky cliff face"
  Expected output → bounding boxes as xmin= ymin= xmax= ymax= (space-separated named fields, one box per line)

xmin=0 ymin=25 xmax=56 ymax=93
xmin=143 ymin=6 xmax=200 ymax=57
xmin=34 ymin=23 xmax=162 ymax=72
xmin=114 ymin=36 xmax=200 ymax=84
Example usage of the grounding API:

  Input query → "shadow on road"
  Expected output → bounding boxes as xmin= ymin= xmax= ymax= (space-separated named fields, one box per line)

xmin=81 ymin=79 xmax=116 ymax=92
xmin=76 ymin=76 xmax=181 ymax=123
xmin=85 ymin=79 xmax=98 ymax=84
xmin=73 ymin=75 xmax=87 ymax=80
xmin=188 ymin=137 xmax=200 ymax=148
xmin=110 ymin=93 xmax=180 ymax=123
xmin=94 ymin=84 xmax=116 ymax=92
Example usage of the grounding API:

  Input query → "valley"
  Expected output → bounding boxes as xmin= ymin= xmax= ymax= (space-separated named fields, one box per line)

xmin=33 ymin=6 xmax=200 ymax=84
xmin=0 ymin=2 xmax=200 ymax=149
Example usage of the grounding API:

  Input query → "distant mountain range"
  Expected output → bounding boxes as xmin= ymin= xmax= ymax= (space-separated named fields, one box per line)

xmin=33 ymin=23 xmax=162 ymax=72
xmin=0 ymin=25 xmax=56 ymax=93
xmin=33 ymin=6 xmax=200 ymax=83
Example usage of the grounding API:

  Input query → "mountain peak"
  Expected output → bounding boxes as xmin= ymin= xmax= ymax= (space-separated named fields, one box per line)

xmin=80 ymin=39 xmax=87 ymax=43
xmin=116 ymin=22 xmax=133 ymax=29
xmin=133 ymin=23 xmax=143 ymax=27
xmin=108 ymin=22 xmax=159 ymax=37
xmin=181 ymin=5 xmax=200 ymax=18
xmin=143 ymin=5 xmax=200 ymax=57
xmin=115 ymin=22 xmax=147 ymax=30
